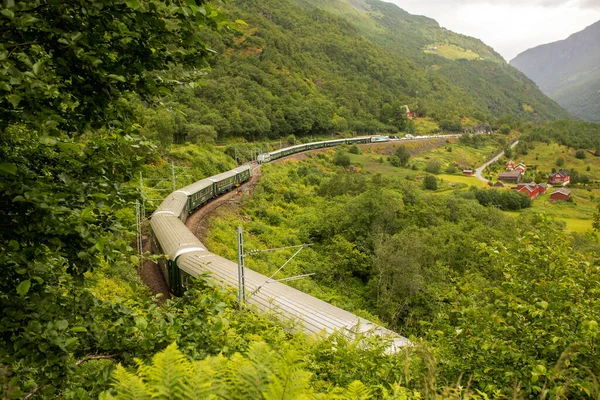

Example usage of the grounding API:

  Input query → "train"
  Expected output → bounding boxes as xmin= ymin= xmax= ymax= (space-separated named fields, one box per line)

xmin=257 ymin=135 xmax=389 ymax=163
xmin=150 ymin=136 xmax=409 ymax=351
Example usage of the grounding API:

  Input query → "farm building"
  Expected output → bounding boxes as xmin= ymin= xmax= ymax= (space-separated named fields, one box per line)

xmin=548 ymin=170 xmax=571 ymax=186
xmin=498 ymin=171 xmax=522 ymax=184
xmin=514 ymin=163 xmax=526 ymax=174
xmin=550 ymin=188 xmax=571 ymax=201
xmin=515 ymin=183 xmax=546 ymax=199
xmin=505 ymin=160 xmax=515 ymax=171
xmin=463 ymin=169 xmax=474 ymax=175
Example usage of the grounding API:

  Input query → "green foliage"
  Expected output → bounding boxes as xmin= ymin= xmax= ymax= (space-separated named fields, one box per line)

xmin=395 ymin=145 xmax=411 ymax=166
xmin=556 ymin=157 xmax=565 ymax=167
xmin=422 ymin=175 xmax=438 ymax=190
xmin=575 ymin=149 xmax=586 ymax=159
xmin=499 ymin=124 xmax=511 ymax=134
xmin=0 ymin=0 xmax=231 ymax=133
xmin=431 ymin=221 xmax=600 ymax=396
xmin=348 ymin=144 xmax=361 ymax=154
xmin=439 ymin=119 xmax=463 ymax=132
xmin=472 ymin=188 xmax=531 ymax=210
xmin=523 ymin=120 xmax=600 ymax=151
xmin=333 ymin=149 xmax=351 ymax=167
xmin=424 ymin=159 xmax=441 ymax=174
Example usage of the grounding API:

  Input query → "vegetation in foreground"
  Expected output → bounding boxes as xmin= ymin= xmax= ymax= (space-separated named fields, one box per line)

xmin=206 ymin=149 xmax=600 ymax=397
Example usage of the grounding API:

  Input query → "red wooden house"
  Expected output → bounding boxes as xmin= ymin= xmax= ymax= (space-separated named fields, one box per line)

xmin=514 ymin=163 xmax=526 ymax=174
xmin=550 ymin=188 xmax=571 ymax=201
xmin=548 ymin=170 xmax=570 ymax=186
xmin=517 ymin=183 xmax=541 ymax=199
xmin=463 ymin=169 xmax=474 ymax=175
xmin=505 ymin=160 xmax=515 ymax=171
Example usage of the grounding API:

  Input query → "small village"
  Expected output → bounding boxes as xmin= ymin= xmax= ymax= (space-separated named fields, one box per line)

xmin=495 ymin=160 xmax=572 ymax=201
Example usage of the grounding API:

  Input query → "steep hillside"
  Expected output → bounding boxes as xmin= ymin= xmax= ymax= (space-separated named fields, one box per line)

xmin=149 ymin=0 xmax=569 ymax=144
xmin=510 ymin=20 xmax=600 ymax=123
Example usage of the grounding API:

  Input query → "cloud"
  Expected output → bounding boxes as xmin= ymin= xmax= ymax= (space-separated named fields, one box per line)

xmin=397 ymin=0 xmax=599 ymax=8
xmin=385 ymin=0 xmax=600 ymax=60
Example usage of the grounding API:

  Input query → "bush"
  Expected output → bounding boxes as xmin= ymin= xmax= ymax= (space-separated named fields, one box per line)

xmin=425 ymin=159 xmax=442 ymax=174
xmin=499 ymin=124 xmax=511 ymax=134
xmin=556 ymin=157 xmax=565 ymax=167
xmin=389 ymin=156 xmax=402 ymax=167
xmin=348 ymin=144 xmax=360 ymax=154
xmin=333 ymin=150 xmax=350 ymax=167
xmin=395 ymin=145 xmax=411 ymax=166
xmin=423 ymin=175 xmax=438 ymax=190
xmin=576 ymin=149 xmax=586 ymax=159
xmin=445 ymin=164 xmax=457 ymax=174
xmin=474 ymin=189 xmax=531 ymax=210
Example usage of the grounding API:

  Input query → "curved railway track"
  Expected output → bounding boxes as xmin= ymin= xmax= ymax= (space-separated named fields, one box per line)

xmin=150 ymin=136 xmax=470 ymax=352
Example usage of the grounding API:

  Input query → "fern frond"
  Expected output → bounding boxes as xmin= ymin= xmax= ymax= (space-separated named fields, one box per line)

xmin=139 ymin=342 xmax=193 ymax=400
xmin=110 ymin=364 xmax=151 ymax=400
xmin=342 ymin=381 xmax=372 ymax=400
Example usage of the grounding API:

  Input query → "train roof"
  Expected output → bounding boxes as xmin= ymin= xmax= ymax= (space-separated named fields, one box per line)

xmin=206 ymin=169 xmax=238 ymax=183
xmin=175 ymin=179 xmax=213 ymax=196
xmin=150 ymin=214 xmax=205 ymax=260
xmin=233 ymin=165 xmax=252 ymax=174
xmin=152 ymin=191 xmax=188 ymax=218
xmin=177 ymin=250 xmax=410 ymax=351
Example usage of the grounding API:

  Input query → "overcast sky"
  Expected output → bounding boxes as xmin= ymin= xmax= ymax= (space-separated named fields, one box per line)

xmin=385 ymin=0 xmax=600 ymax=61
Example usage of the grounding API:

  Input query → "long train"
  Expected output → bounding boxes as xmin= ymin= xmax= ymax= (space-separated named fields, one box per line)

xmin=150 ymin=135 xmax=410 ymax=351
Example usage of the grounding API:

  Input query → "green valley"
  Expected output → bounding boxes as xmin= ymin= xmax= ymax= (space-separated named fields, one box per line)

xmin=3 ymin=0 xmax=600 ymax=399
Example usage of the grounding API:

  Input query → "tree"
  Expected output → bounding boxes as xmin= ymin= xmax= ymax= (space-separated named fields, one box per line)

xmin=0 ymin=0 xmax=229 ymax=395
xmin=425 ymin=159 xmax=441 ymax=174
xmin=499 ymin=124 xmax=511 ymax=134
xmin=593 ymin=204 xmax=600 ymax=232
xmin=1 ymin=0 xmax=232 ymax=133
xmin=423 ymin=175 xmax=438 ymax=190
xmin=556 ymin=157 xmax=565 ymax=167
xmin=333 ymin=150 xmax=351 ymax=167
xmin=395 ymin=145 xmax=411 ymax=166
xmin=576 ymin=149 xmax=586 ymax=159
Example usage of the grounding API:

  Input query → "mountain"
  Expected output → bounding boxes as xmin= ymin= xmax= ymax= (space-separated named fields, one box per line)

xmin=147 ymin=0 xmax=569 ymax=143
xmin=510 ymin=21 xmax=600 ymax=123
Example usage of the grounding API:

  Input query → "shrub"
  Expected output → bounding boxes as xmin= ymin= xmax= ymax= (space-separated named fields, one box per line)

xmin=576 ymin=149 xmax=586 ymax=159
xmin=423 ymin=175 xmax=438 ymax=190
xmin=348 ymin=144 xmax=360 ymax=154
xmin=445 ymin=164 xmax=457 ymax=174
xmin=425 ymin=159 xmax=442 ymax=174
xmin=499 ymin=124 xmax=511 ymax=134
xmin=334 ymin=150 xmax=350 ymax=167
xmin=556 ymin=157 xmax=565 ymax=167
xmin=395 ymin=145 xmax=411 ymax=166
xmin=389 ymin=156 xmax=402 ymax=167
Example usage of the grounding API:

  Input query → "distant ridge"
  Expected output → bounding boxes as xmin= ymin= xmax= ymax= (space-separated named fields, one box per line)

xmin=510 ymin=20 xmax=600 ymax=123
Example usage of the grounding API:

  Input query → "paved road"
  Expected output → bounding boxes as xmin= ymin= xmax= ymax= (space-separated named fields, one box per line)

xmin=474 ymin=140 xmax=519 ymax=182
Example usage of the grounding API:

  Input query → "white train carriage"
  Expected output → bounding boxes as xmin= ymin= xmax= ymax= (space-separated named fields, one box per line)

xmin=177 ymin=250 xmax=410 ymax=351
xmin=152 ymin=192 xmax=189 ymax=222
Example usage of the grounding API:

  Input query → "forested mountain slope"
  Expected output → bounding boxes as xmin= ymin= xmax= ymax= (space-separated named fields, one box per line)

xmin=510 ymin=20 xmax=600 ymax=123
xmin=152 ymin=0 xmax=569 ymax=144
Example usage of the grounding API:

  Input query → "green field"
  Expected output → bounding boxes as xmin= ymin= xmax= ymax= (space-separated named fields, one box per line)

xmin=423 ymin=43 xmax=482 ymax=61
xmin=409 ymin=141 xmax=499 ymax=171
xmin=519 ymin=142 xmax=600 ymax=178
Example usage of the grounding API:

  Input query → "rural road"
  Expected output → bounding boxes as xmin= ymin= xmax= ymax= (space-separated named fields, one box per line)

xmin=474 ymin=140 xmax=519 ymax=182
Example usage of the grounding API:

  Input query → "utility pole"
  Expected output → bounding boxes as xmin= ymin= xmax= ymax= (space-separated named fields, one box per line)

xmin=171 ymin=162 xmax=176 ymax=191
xmin=237 ymin=226 xmax=246 ymax=305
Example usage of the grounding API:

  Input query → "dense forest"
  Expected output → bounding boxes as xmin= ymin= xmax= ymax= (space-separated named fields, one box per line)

xmin=2 ymin=0 xmax=600 ymax=398
xmin=138 ymin=0 xmax=571 ymax=145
